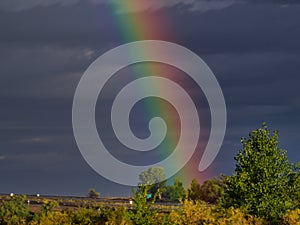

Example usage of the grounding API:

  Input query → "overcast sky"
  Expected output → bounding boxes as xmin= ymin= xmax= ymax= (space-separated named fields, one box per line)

xmin=0 ymin=0 xmax=300 ymax=196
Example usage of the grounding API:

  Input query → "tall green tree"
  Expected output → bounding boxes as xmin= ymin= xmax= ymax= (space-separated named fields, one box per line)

xmin=164 ymin=177 xmax=186 ymax=202
xmin=188 ymin=178 xmax=201 ymax=201
xmin=139 ymin=167 xmax=166 ymax=199
xmin=221 ymin=123 xmax=300 ymax=224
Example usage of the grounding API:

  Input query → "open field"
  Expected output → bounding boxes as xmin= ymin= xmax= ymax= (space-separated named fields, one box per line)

xmin=0 ymin=194 xmax=181 ymax=214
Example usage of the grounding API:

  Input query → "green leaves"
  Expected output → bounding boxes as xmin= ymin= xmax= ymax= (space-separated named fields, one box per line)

xmin=187 ymin=177 xmax=225 ymax=204
xmin=139 ymin=167 xmax=167 ymax=200
xmin=222 ymin=124 xmax=300 ymax=224
xmin=0 ymin=195 xmax=29 ymax=225
xmin=139 ymin=167 xmax=166 ymax=186
xmin=187 ymin=178 xmax=201 ymax=202
xmin=88 ymin=188 xmax=100 ymax=198
xmin=199 ymin=177 xmax=225 ymax=204
xmin=40 ymin=200 xmax=59 ymax=216
xmin=128 ymin=185 xmax=157 ymax=225
xmin=163 ymin=178 xmax=185 ymax=202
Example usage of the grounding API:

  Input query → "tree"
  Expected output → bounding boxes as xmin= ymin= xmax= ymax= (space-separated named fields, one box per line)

xmin=128 ymin=185 xmax=158 ymax=225
xmin=164 ymin=177 xmax=186 ymax=202
xmin=199 ymin=177 xmax=224 ymax=204
xmin=221 ymin=123 xmax=300 ymax=224
xmin=88 ymin=188 xmax=100 ymax=198
xmin=139 ymin=167 xmax=166 ymax=199
xmin=187 ymin=178 xmax=201 ymax=201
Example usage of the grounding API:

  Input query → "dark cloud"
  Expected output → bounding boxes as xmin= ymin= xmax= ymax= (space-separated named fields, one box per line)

xmin=1 ymin=2 xmax=299 ymax=54
xmin=0 ymin=0 xmax=236 ymax=12
xmin=0 ymin=0 xmax=299 ymax=196
xmin=0 ymin=0 xmax=80 ymax=11
xmin=0 ymin=0 xmax=299 ymax=13
xmin=246 ymin=0 xmax=300 ymax=4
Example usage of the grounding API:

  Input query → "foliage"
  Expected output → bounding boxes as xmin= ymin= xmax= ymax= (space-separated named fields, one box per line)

xmin=217 ymin=207 xmax=265 ymax=225
xmin=0 ymin=194 xmax=299 ymax=224
xmin=139 ymin=167 xmax=166 ymax=198
xmin=282 ymin=208 xmax=300 ymax=225
xmin=221 ymin=123 xmax=300 ymax=224
xmin=88 ymin=188 xmax=100 ymax=198
xmin=70 ymin=207 xmax=104 ymax=225
xmin=104 ymin=206 xmax=132 ymax=225
xmin=200 ymin=176 xmax=225 ymax=204
xmin=168 ymin=199 xmax=216 ymax=225
xmin=163 ymin=178 xmax=185 ymax=202
xmin=0 ymin=195 xmax=30 ymax=225
xmin=168 ymin=200 xmax=265 ymax=225
xmin=187 ymin=177 xmax=225 ymax=204
xmin=128 ymin=185 xmax=158 ymax=225
xmin=291 ymin=162 xmax=300 ymax=206
xmin=29 ymin=211 xmax=72 ymax=225
xmin=40 ymin=200 xmax=59 ymax=216
xmin=187 ymin=178 xmax=201 ymax=201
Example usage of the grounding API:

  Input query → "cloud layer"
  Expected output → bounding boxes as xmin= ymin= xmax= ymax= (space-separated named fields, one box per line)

xmin=0 ymin=0 xmax=299 ymax=196
xmin=0 ymin=0 xmax=237 ymax=12
xmin=1 ymin=0 xmax=299 ymax=13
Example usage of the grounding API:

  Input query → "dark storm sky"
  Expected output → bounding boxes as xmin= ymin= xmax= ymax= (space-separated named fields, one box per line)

xmin=0 ymin=0 xmax=300 ymax=196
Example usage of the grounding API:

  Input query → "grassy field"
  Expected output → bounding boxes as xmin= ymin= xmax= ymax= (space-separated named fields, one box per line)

xmin=0 ymin=194 xmax=181 ymax=213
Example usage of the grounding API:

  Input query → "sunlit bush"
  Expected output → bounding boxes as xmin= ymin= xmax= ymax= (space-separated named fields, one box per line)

xmin=29 ymin=211 xmax=72 ymax=225
xmin=217 ymin=207 xmax=265 ymax=225
xmin=71 ymin=207 xmax=104 ymax=225
xmin=105 ymin=206 xmax=132 ymax=225
xmin=167 ymin=200 xmax=265 ymax=225
xmin=0 ymin=195 xmax=29 ymax=225
xmin=167 ymin=200 xmax=216 ymax=224
xmin=282 ymin=208 xmax=300 ymax=225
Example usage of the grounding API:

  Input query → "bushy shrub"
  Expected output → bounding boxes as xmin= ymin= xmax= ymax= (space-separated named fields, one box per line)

xmin=88 ymin=188 xmax=100 ymax=198
xmin=0 ymin=195 xmax=30 ymax=225
xmin=105 ymin=206 xmax=132 ymax=225
xmin=187 ymin=177 xmax=225 ymax=204
xmin=163 ymin=178 xmax=186 ymax=202
xmin=199 ymin=177 xmax=225 ymax=204
xmin=168 ymin=200 xmax=265 ymax=225
xmin=40 ymin=200 xmax=59 ymax=216
xmin=282 ymin=208 xmax=300 ymax=225
xmin=128 ymin=185 xmax=158 ymax=225
xmin=168 ymin=200 xmax=216 ymax=225
xmin=217 ymin=207 xmax=265 ymax=225
xmin=71 ymin=207 xmax=104 ymax=225
xmin=29 ymin=211 xmax=71 ymax=225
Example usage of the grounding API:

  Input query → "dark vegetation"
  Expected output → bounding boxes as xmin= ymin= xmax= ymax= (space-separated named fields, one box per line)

xmin=88 ymin=189 xmax=100 ymax=199
xmin=0 ymin=124 xmax=299 ymax=224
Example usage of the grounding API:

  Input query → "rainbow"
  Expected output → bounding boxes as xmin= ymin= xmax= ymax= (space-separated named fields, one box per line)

xmin=106 ymin=2 xmax=207 ymax=186
xmin=108 ymin=1 xmax=173 ymax=42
